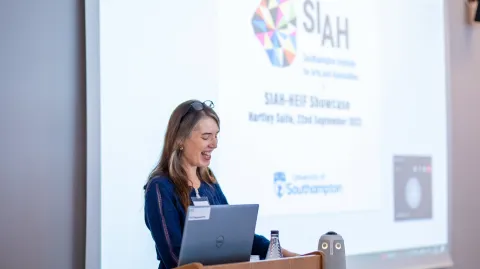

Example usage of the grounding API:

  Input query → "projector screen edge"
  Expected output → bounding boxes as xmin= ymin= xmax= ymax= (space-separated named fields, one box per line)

xmin=85 ymin=0 xmax=101 ymax=268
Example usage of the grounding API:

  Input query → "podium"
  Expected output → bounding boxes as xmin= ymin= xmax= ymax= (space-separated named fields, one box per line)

xmin=175 ymin=251 xmax=324 ymax=269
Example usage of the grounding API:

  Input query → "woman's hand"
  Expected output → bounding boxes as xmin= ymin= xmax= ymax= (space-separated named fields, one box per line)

xmin=281 ymin=248 xmax=300 ymax=257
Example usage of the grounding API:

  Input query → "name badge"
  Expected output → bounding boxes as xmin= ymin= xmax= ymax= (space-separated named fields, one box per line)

xmin=191 ymin=196 xmax=210 ymax=206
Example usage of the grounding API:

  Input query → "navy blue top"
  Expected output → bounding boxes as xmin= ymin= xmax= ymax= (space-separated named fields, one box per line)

xmin=144 ymin=176 xmax=270 ymax=269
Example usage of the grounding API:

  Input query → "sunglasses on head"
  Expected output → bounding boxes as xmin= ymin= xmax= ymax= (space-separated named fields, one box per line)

xmin=190 ymin=100 xmax=214 ymax=111
xmin=180 ymin=100 xmax=215 ymax=122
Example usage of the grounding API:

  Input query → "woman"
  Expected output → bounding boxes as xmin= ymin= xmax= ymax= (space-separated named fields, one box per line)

xmin=144 ymin=100 xmax=297 ymax=269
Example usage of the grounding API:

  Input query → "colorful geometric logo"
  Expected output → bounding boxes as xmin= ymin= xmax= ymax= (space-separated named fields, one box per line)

xmin=251 ymin=0 xmax=297 ymax=68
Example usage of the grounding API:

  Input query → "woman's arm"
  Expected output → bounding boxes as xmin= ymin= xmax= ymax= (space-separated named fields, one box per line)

xmin=145 ymin=182 xmax=183 ymax=269
xmin=252 ymin=234 xmax=270 ymax=259
xmin=282 ymin=248 xmax=300 ymax=257
xmin=251 ymin=235 xmax=299 ymax=258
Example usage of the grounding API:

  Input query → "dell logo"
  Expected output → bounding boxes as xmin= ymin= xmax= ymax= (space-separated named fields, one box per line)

xmin=216 ymin=236 xmax=224 ymax=248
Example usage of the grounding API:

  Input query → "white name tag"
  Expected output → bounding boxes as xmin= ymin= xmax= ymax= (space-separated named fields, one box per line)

xmin=188 ymin=206 xmax=211 ymax=221
xmin=191 ymin=196 xmax=210 ymax=206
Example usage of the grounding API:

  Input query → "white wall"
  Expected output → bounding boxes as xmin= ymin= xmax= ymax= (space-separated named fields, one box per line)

xmin=0 ymin=0 xmax=86 ymax=269
xmin=448 ymin=1 xmax=480 ymax=269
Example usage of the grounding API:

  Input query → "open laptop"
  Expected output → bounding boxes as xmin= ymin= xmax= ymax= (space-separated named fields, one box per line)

xmin=177 ymin=204 xmax=259 ymax=266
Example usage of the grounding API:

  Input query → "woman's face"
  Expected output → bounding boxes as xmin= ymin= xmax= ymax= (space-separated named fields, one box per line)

xmin=181 ymin=116 xmax=219 ymax=168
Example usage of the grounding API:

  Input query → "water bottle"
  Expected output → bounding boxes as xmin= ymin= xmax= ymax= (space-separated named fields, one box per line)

xmin=266 ymin=230 xmax=283 ymax=260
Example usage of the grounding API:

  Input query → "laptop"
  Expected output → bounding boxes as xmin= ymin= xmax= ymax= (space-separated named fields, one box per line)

xmin=177 ymin=204 xmax=260 ymax=266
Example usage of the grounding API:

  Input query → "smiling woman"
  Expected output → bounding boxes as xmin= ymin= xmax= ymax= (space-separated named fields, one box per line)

xmin=143 ymin=100 xmax=298 ymax=269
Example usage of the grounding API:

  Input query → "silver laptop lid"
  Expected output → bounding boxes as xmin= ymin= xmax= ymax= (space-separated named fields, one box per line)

xmin=178 ymin=204 xmax=259 ymax=266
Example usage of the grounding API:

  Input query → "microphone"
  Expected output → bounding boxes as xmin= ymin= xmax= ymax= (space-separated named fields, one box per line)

xmin=318 ymin=231 xmax=346 ymax=269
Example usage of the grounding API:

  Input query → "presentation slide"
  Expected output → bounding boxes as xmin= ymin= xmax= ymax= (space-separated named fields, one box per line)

xmin=217 ymin=0 xmax=382 ymax=217
xmin=94 ymin=0 xmax=451 ymax=269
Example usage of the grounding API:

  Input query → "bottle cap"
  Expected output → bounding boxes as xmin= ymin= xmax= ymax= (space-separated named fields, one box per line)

xmin=271 ymin=230 xmax=279 ymax=235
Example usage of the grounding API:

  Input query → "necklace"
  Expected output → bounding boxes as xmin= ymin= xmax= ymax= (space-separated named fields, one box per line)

xmin=194 ymin=187 xmax=201 ymax=198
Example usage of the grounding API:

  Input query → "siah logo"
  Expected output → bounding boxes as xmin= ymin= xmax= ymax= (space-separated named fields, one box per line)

xmin=252 ymin=0 xmax=350 ymax=68
xmin=273 ymin=172 xmax=287 ymax=198
xmin=251 ymin=0 xmax=297 ymax=68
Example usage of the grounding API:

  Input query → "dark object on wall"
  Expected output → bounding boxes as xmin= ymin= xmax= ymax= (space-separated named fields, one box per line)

xmin=466 ymin=0 xmax=480 ymax=24
xmin=475 ymin=0 xmax=480 ymax=22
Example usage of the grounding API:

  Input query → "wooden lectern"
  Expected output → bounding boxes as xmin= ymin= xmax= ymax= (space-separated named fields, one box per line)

xmin=175 ymin=251 xmax=324 ymax=269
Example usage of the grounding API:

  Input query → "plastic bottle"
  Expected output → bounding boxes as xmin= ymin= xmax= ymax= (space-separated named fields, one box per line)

xmin=266 ymin=230 xmax=283 ymax=260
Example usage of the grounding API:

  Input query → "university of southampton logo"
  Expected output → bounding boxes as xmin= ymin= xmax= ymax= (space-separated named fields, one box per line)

xmin=251 ymin=0 xmax=297 ymax=68
xmin=273 ymin=172 xmax=287 ymax=198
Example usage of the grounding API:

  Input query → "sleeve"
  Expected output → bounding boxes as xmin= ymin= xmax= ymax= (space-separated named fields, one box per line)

xmin=215 ymin=183 xmax=271 ymax=259
xmin=214 ymin=183 xmax=229 ymax=205
xmin=145 ymin=183 xmax=183 ymax=269
xmin=252 ymin=234 xmax=271 ymax=259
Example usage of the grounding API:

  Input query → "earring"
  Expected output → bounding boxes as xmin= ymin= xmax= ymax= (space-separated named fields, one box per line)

xmin=179 ymin=146 xmax=183 ymax=151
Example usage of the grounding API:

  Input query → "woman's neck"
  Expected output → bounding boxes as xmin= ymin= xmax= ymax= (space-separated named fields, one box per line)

xmin=185 ymin=165 xmax=201 ymax=188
